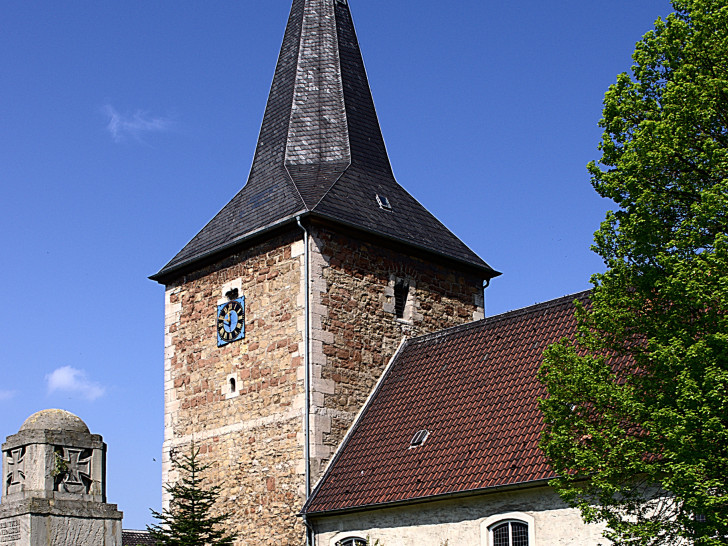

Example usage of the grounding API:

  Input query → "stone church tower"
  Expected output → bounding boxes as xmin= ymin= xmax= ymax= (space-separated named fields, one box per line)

xmin=151 ymin=0 xmax=499 ymax=544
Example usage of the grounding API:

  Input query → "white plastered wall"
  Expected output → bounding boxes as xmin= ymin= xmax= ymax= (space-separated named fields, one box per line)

xmin=312 ymin=485 xmax=611 ymax=546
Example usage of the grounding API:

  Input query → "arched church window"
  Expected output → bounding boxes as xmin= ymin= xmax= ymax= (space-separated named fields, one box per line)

xmin=490 ymin=520 xmax=529 ymax=546
xmin=336 ymin=538 xmax=367 ymax=546
xmin=225 ymin=373 xmax=240 ymax=400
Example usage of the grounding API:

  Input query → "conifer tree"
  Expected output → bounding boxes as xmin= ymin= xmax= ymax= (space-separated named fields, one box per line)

xmin=147 ymin=446 xmax=237 ymax=546
xmin=539 ymin=1 xmax=727 ymax=544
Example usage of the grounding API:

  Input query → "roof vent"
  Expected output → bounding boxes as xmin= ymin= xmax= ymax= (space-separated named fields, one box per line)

xmin=376 ymin=194 xmax=392 ymax=211
xmin=409 ymin=429 xmax=429 ymax=449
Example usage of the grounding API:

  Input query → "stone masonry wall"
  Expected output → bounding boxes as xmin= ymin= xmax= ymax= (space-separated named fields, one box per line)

xmin=307 ymin=226 xmax=485 ymax=480
xmin=163 ymin=230 xmax=307 ymax=546
xmin=162 ymin=225 xmax=487 ymax=545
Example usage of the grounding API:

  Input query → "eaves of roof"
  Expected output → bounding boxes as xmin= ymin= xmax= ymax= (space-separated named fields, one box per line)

xmin=149 ymin=212 xmax=304 ymax=283
xmin=150 ymin=210 xmax=500 ymax=284
xmin=303 ymin=478 xmax=554 ymax=518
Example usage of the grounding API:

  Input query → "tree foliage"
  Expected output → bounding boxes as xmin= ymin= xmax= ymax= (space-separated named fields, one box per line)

xmin=539 ymin=1 xmax=728 ymax=544
xmin=147 ymin=446 xmax=237 ymax=546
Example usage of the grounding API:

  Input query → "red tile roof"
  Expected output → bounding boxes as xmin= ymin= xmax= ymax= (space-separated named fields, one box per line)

xmin=303 ymin=292 xmax=590 ymax=514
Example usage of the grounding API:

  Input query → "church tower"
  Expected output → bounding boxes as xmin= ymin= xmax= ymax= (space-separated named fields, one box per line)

xmin=151 ymin=1 xmax=499 ymax=544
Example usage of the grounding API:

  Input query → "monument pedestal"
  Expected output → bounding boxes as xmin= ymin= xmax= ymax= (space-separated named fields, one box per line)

xmin=0 ymin=410 xmax=122 ymax=546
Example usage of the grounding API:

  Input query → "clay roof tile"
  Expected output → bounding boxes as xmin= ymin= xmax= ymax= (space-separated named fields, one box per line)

xmin=304 ymin=292 xmax=595 ymax=514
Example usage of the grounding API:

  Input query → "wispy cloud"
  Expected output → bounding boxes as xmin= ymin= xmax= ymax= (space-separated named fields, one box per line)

xmin=0 ymin=390 xmax=15 ymax=401
xmin=103 ymin=104 xmax=173 ymax=143
xmin=46 ymin=366 xmax=106 ymax=401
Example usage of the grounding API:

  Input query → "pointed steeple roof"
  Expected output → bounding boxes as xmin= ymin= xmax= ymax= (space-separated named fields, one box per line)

xmin=152 ymin=0 xmax=498 ymax=282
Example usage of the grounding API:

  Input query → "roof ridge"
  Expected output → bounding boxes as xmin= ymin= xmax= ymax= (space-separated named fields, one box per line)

xmin=284 ymin=163 xmax=315 ymax=212
xmin=303 ymin=1 xmax=352 ymax=211
xmin=406 ymin=290 xmax=591 ymax=346
xmin=309 ymin=166 xmax=349 ymax=210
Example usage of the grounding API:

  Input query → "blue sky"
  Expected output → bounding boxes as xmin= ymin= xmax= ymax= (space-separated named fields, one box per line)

xmin=0 ymin=0 xmax=673 ymax=530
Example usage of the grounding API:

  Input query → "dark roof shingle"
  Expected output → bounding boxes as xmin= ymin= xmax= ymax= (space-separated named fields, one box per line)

xmin=122 ymin=530 xmax=155 ymax=546
xmin=303 ymin=292 xmax=591 ymax=514
xmin=152 ymin=0 xmax=498 ymax=282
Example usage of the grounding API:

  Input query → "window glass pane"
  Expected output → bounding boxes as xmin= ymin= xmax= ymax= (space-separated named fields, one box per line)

xmin=492 ymin=523 xmax=509 ymax=546
xmin=511 ymin=522 xmax=529 ymax=546
xmin=336 ymin=539 xmax=366 ymax=546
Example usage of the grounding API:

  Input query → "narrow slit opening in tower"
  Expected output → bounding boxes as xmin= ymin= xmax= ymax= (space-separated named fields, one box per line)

xmin=394 ymin=279 xmax=409 ymax=319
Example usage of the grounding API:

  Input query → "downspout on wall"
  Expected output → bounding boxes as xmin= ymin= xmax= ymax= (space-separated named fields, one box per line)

xmin=296 ymin=215 xmax=313 ymax=546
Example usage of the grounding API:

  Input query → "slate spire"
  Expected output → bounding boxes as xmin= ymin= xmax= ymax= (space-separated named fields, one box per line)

xmin=152 ymin=0 xmax=498 ymax=281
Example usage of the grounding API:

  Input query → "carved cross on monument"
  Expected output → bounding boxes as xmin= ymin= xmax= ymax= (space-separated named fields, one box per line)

xmin=6 ymin=447 xmax=25 ymax=487
xmin=1 ymin=410 xmax=122 ymax=545
xmin=55 ymin=447 xmax=92 ymax=494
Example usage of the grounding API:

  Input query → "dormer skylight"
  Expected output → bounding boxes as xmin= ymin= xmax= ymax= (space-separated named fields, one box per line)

xmin=409 ymin=429 xmax=429 ymax=448
xmin=376 ymin=194 xmax=392 ymax=211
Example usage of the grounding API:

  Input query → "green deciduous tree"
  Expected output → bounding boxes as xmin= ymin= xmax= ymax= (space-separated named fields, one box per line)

xmin=539 ymin=1 xmax=728 ymax=544
xmin=147 ymin=446 xmax=237 ymax=546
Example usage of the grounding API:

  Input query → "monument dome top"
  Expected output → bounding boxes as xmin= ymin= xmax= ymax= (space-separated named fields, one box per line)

xmin=19 ymin=409 xmax=90 ymax=434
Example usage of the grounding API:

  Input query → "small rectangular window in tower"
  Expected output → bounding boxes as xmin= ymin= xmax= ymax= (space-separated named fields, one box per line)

xmin=394 ymin=278 xmax=409 ymax=319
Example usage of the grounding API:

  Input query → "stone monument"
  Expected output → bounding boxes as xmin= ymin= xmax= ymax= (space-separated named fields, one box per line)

xmin=0 ymin=409 xmax=122 ymax=545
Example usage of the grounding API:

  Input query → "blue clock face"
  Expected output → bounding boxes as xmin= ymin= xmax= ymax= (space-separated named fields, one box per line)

xmin=217 ymin=297 xmax=245 ymax=346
